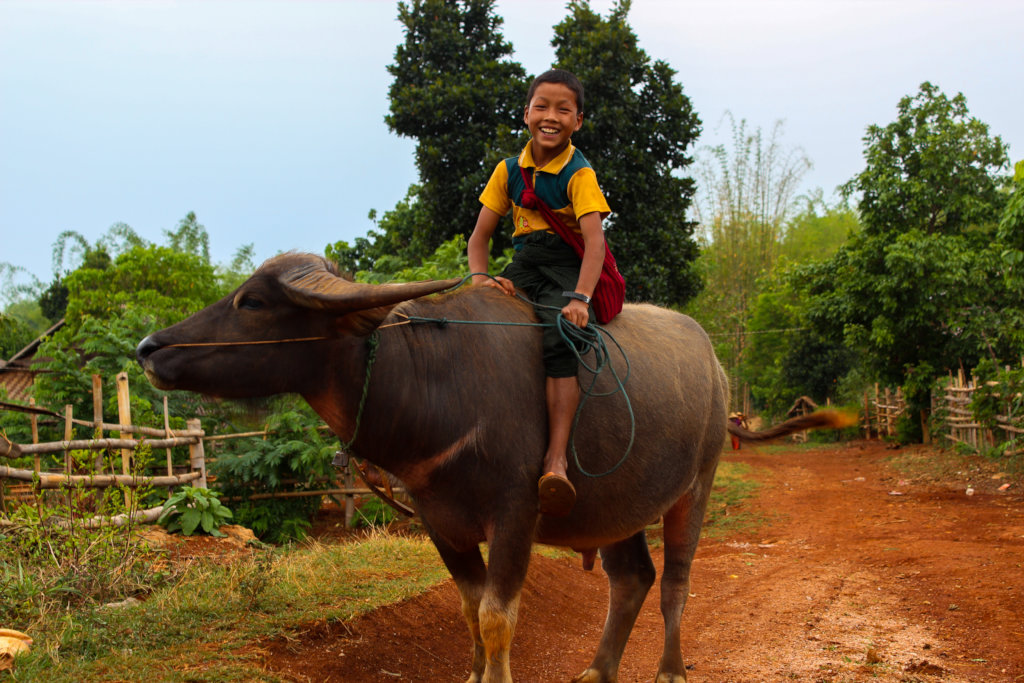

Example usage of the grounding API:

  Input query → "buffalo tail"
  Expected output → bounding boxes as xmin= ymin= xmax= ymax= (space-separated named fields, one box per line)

xmin=727 ymin=409 xmax=857 ymax=443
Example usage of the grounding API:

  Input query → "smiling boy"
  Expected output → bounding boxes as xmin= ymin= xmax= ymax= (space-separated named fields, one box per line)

xmin=467 ymin=69 xmax=611 ymax=517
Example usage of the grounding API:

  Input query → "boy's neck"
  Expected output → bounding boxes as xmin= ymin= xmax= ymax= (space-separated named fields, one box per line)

xmin=529 ymin=139 xmax=571 ymax=170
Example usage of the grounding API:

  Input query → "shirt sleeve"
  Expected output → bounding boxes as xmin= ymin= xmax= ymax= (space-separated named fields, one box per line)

xmin=479 ymin=161 xmax=513 ymax=217
xmin=566 ymin=167 xmax=611 ymax=221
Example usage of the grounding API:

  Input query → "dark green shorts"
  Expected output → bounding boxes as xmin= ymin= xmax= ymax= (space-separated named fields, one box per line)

xmin=502 ymin=232 xmax=591 ymax=378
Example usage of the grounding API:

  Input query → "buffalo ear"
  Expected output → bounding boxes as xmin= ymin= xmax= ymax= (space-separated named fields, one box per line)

xmin=280 ymin=261 xmax=460 ymax=313
xmin=337 ymin=306 xmax=396 ymax=336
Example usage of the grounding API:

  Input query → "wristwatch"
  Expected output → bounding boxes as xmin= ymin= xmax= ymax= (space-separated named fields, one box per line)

xmin=562 ymin=291 xmax=591 ymax=305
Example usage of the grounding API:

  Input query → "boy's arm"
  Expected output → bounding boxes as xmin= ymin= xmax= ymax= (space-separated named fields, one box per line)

xmin=468 ymin=206 xmax=515 ymax=294
xmin=563 ymin=211 xmax=606 ymax=328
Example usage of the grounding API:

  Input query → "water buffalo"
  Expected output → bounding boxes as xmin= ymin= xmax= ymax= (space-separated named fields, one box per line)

xmin=137 ymin=252 xmax=846 ymax=683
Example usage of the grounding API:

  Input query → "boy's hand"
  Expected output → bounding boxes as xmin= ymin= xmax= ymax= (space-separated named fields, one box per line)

xmin=561 ymin=298 xmax=590 ymax=328
xmin=476 ymin=275 xmax=516 ymax=296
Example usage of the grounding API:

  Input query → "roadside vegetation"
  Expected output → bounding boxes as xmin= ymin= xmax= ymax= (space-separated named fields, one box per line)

xmin=2 ymin=459 xmax=757 ymax=681
xmin=2 ymin=1 xmax=1022 ymax=677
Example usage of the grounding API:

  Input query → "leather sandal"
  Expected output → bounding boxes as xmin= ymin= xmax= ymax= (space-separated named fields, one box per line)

xmin=538 ymin=472 xmax=576 ymax=517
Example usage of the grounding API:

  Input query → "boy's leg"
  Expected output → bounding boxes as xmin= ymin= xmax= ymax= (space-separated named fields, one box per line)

xmin=540 ymin=375 xmax=579 ymax=516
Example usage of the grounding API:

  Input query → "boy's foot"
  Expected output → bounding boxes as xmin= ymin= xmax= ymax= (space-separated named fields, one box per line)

xmin=538 ymin=472 xmax=576 ymax=516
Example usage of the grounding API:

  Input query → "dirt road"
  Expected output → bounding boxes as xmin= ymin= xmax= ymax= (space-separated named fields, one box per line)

xmin=263 ymin=441 xmax=1024 ymax=682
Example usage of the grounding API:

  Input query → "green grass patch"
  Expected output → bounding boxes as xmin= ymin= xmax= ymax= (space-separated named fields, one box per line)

xmin=702 ymin=461 xmax=763 ymax=538
xmin=8 ymin=532 xmax=448 ymax=682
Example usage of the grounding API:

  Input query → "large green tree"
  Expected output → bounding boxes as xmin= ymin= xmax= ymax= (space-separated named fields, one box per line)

xmin=384 ymin=0 xmax=527 ymax=261
xmin=805 ymin=83 xmax=1014 ymax=438
xmin=736 ymin=199 xmax=858 ymax=417
xmin=552 ymin=0 xmax=702 ymax=305
xmin=685 ymin=115 xmax=811 ymax=400
xmin=841 ymin=81 xmax=1007 ymax=236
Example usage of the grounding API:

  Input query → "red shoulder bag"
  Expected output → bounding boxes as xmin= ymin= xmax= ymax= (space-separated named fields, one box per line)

xmin=518 ymin=166 xmax=625 ymax=324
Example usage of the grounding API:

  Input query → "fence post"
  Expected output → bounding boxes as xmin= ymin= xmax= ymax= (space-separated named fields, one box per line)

xmin=30 ymin=398 xmax=41 ymax=517
xmin=344 ymin=464 xmax=355 ymax=528
xmin=116 ymin=372 xmax=133 ymax=508
xmin=187 ymin=418 xmax=207 ymax=489
xmin=862 ymin=391 xmax=870 ymax=439
xmin=92 ymin=374 xmax=104 ymax=473
xmin=163 ymin=397 xmax=174 ymax=497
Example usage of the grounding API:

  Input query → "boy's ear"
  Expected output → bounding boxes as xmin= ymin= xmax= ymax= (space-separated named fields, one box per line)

xmin=574 ymin=111 xmax=584 ymax=131
xmin=523 ymin=105 xmax=530 ymax=124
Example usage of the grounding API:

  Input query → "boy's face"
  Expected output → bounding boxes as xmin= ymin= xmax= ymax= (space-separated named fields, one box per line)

xmin=523 ymin=82 xmax=583 ymax=164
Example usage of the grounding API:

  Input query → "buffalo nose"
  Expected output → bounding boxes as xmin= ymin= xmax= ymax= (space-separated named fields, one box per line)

xmin=136 ymin=335 xmax=161 ymax=363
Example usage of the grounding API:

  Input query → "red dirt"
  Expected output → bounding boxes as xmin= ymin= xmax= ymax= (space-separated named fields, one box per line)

xmin=258 ymin=441 xmax=1024 ymax=682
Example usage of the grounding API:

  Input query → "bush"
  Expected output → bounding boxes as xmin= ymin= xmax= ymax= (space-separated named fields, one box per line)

xmin=158 ymin=486 xmax=233 ymax=537
xmin=210 ymin=399 xmax=336 ymax=543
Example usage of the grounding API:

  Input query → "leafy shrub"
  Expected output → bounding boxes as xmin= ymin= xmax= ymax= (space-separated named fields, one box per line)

xmin=352 ymin=496 xmax=398 ymax=529
xmin=0 ymin=447 xmax=171 ymax=627
xmin=210 ymin=399 xmax=336 ymax=543
xmin=158 ymin=486 xmax=233 ymax=537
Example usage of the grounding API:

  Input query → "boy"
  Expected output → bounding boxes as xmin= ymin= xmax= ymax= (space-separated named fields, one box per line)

xmin=467 ymin=69 xmax=611 ymax=517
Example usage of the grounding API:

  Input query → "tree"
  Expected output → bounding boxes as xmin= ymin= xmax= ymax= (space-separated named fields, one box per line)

xmin=384 ymin=0 xmax=528 ymax=260
xmin=804 ymin=83 xmax=1014 ymax=439
xmin=841 ymin=81 xmax=1008 ymax=236
xmin=164 ymin=211 xmax=211 ymax=263
xmin=0 ymin=312 xmax=36 ymax=360
xmin=552 ymin=0 xmax=703 ymax=305
xmin=737 ymin=200 xmax=859 ymax=418
xmin=685 ymin=114 xmax=811 ymax=400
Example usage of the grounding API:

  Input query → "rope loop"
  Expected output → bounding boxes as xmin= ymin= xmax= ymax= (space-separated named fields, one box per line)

xmin=407 ymin=272 xmax=635 ymax=478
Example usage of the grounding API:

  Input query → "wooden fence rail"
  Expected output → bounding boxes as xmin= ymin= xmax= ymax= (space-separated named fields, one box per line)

xmin=1 ymin=372 xmax=408 ymax=527
xmin=863 ymin=362 xmax=1023 ymax=454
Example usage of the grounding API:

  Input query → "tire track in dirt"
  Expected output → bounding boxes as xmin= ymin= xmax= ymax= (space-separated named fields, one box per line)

xmin=261 ymin=441 xmax=1024 ymax=682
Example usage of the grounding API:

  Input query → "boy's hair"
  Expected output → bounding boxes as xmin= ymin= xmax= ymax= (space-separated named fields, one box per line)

xmin=526 ymin=69 xmax=584 ymax=114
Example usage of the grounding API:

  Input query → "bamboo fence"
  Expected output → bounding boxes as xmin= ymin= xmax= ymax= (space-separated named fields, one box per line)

xmin=860 ymin=384 xmax=907 ymax=440
xmin=862 ymin=364 xmax=1023 ymax=454
xmin=0 ymin=372 xmax=207 ymax=527
xmin=0 ymin=372 xmax=408 ymax=528
xmin=935 ymin=367 xmax=1024 ymax=456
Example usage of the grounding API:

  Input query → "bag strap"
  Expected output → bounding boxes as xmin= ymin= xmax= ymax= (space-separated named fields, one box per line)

xmin=518 ymin=165 xmax=585 ymax=257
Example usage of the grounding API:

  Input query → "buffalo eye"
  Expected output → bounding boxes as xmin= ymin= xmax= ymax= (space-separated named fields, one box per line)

xmin=236 ymin=294 xmax=264 ymax=311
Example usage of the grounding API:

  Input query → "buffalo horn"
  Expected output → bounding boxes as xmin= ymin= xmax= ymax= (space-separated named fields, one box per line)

xmin=280 ymin=261 xmax=461 ymax=312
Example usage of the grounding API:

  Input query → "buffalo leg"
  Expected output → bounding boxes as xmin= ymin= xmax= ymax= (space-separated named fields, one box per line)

xmin=573 ymin=531 xmax=656 ymax=683
xmin=430 ymin=535 xmax=489 ymax=682
xmin=477 ymin=519 xmax=535 ymax=683
xmin=656 ymin=473 xmax=716 ymax=683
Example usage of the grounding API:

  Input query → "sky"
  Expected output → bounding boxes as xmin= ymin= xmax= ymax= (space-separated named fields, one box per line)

xmin=2 ymin=0 xmax=1022 ymax=293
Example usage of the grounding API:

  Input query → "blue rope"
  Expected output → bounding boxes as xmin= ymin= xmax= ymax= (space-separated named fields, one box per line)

xmin=396 ymin=273 xmax=635 ymax=478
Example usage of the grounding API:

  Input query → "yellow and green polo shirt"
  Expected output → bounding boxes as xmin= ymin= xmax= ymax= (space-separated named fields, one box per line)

xmin=479 ymin=141 xmax=611 ymax=238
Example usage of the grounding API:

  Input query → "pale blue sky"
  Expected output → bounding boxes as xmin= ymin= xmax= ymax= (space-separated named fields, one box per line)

xmin=2 ymin=0 xmax=1022 ymax=290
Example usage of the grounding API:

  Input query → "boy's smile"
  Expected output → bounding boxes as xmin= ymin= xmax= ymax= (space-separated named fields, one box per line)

xmin=524 ymin=82 xmax=583 ymax=168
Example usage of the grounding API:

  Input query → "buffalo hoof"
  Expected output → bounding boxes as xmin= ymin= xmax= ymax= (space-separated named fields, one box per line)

xmin=570 ymin=668 xmax=607 ymax=683
xmin=655 ymin=672 xmax=687 ymax=682
xmin=538 ymin=472 xmax=576 ymax=516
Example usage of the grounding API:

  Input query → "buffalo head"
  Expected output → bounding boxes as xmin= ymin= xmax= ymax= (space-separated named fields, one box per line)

xmin=137 ymin=252 xmax=458 ymax=398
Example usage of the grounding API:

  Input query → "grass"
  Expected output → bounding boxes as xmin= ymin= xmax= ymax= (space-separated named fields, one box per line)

xmin=5 ymin=532 xmax=448 ymax=682
xmin=4 ymin=459 xmax=766 ymax=681
xmin=702 ymin=460 xmax=763 ymax=538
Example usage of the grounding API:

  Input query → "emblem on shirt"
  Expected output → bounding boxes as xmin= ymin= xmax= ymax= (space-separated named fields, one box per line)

xmin=518 ymin=215 xmax=531 ymax=232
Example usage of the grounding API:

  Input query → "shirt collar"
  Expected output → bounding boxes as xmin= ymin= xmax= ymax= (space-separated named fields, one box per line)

xmin=518 ymin=140 xmax=576 ymax=175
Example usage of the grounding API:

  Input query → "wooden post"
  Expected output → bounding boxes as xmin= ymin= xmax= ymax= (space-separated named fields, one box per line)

xmin=115 ymin=372 xmax=133 ymax=508
xmin=92 ymin=374 xmax=104 ymax=474
xmin=63 ymin=404 xmax=74 ymax=510
xmin=30 ymin=398 xmax=41 ymax=517
xmin=344 ymin=463 xmax=356 ymax=528
xmin=874 ymin=384 xmax=880 ymax=438
xmin=186 ymin=418 xmax=207 ymax=488
xmin=862 ymin=391 xmax=871 ymax=439
xmin=163 ymin=397 xmax=174 ymax=497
